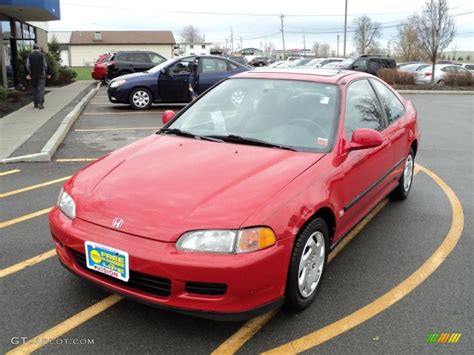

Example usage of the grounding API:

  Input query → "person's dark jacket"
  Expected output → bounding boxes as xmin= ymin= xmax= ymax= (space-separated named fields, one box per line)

xmin=26 ymin=50 xmax=49 ymax=77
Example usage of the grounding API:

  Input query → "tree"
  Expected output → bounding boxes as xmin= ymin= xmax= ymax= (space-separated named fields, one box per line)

xmin=414 ymin=0 xmax=456 ymax=83
xmin=394 ymin=16 xmax=424 ymax=61
xmin=180 ymin=25 xmax=204 ymax=43
xmin=451 ymin=43 xmax=459 ymax=60
xmin=353 ymin=15 xmax=382 ymax=55
xmin=320 ymin=43 xmax=330 ymax=57
xmin=312 ymin=42 xmax=320 ymax=57
xmin=48 ymin=35 xmax=62 ymax=64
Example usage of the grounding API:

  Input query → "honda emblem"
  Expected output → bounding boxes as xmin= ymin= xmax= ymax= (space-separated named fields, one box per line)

xmin=112 ymin=217 xmax=124 ymax=229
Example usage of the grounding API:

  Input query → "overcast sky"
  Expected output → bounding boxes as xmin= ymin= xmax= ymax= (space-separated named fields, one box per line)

xmin=51 ymin=0 xmax=473 ymax=53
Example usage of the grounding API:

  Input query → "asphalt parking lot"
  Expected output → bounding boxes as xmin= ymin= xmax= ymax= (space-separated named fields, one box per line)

xmin=1 ymin=90 xmax=472 ymax=354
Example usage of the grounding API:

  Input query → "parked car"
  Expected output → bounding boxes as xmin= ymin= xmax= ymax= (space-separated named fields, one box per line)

xmin=249 ymin=57 xmax=272 ymax=67
xmin=460 ymin=63 xmax=474 ymax=73
xmin=288 ymin=58 xmax=312 ymax=67
xmin=338 ymin=55 xmax=397 ymax=75
xmin=397 ymin=61 xmax=422 ymax=68
xmin=105 ymin=51 xmax=166 ymax=82
xmin=437 ymin=60 xmax=461 ymax=65
xmin=321 ymin=61 xmax=342 ymax=69
xmin=268 ymin=60 xmax=286 ymax=68
xmin=91 ymin=53 xmax=111 ymax=84
xmin=227 ymin=56 xmax=248 ymax=66
xmin=51 ymin=68 xmax=419 ymax=320
xmin=108 ymin=55 xmax=248 ymax=109
xmin=398 ymin=63 xmax=430 ymax=73
xmin=416 ymin=64 xmax=472 ymax=85
xmin=306 ymin=57 xmax=343 ymax=68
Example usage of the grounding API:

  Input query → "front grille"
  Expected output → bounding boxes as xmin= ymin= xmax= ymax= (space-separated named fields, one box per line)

xmin=185 ymin=281 xmax=227 ymax=296
xmin=70 ymin=249 xmax=171 ymax=297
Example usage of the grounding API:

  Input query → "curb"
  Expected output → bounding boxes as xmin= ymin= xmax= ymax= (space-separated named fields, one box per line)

xmin=397 ymin=90 xmax=474 ymax=95
xmin=1 ymin=82 xmax=101 ymax=164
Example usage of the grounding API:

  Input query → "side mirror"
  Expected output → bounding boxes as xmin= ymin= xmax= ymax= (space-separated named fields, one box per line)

xmin=347 ymin=128 xmax=383 ymax=151
xmin=162 ymin=110 xmax=176 ymax=125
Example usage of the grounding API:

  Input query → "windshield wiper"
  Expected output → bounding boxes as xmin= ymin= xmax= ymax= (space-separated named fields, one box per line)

xmin=159 ymin=128 xmax=223 ymax=143
xmin=208 ymin=134 xmax=297 ymax=151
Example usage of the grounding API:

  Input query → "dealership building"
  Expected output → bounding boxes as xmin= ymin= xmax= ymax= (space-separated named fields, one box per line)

xmin=0 ymin=0 xmax=60 ymax=88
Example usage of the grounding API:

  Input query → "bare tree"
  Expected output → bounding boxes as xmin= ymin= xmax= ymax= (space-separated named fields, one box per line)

xmin=320 ymin=44 xmax=330 ymax=57
xmin=394 ymin=16 xmax=424 ymax=61
xmin=180 ymin=25 xmax=204 ymax=43
xmin=353 ymin=15 xmax=382 ymax=55
xmin=312 ymin=42 xmax=320 ymax=57
xmin=414 ymin=0 xmax=456 ymax=83
xmin=450 ymin=43 xmax=459 ymax=60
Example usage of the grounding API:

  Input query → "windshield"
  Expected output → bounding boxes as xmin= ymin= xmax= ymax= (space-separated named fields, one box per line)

xmin=148 ymin=58 xmax=179 ymax=73
xmin=339 ymin=57 xmax=356 ymax=67
xmin=167 ymin=78 xmax=340 ymax=152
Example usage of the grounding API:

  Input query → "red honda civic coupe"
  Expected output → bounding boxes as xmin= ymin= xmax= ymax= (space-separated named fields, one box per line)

xmin=50 ymin=68 xmax=419 ymax=320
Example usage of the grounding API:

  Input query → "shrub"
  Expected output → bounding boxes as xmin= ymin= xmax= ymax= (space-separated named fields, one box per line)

xmin=444 ymin=73 xmax=473 ymax=86
xmin=0 ymin=86 xmax=8 ymax=101
xmin=377 ymin=68 xmax=415 ymax=85
xmin=55 ymin=66 xmax=77 ymax=85
xmin=7 ymin=90 xmax=22 ymax=101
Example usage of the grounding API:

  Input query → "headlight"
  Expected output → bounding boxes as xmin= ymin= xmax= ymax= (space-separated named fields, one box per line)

xmin=58 ymin=188 xmax=76 ymax=219
xmin=109 ymin=79 xmax=126 ymax=88
xmin=176 ymin=227 xmax=276 ymax=254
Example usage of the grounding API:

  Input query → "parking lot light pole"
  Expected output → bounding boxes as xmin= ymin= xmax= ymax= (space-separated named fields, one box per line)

xmin=280 ymin=14 xmax=286 ymax=60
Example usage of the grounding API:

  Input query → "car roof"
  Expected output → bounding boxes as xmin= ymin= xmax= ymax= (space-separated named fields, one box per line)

xmin=232 ymin=67 xmax=366 ymax=83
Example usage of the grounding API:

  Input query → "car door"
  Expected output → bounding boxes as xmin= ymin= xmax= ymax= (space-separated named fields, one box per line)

xmin=130 ymin=52 xmax=151 ymax=72
xmin=158 ymin=57 xmax=194 ymax=102
xmin=351 ymin=58 xmax=368 ymax=73
xmin=370 ymin=78 xmax=410 ymax=178
xmin=339 ymin=79 xmax=394 ymax=234
xmin=197 ymin=57 xmax=233 ymax=93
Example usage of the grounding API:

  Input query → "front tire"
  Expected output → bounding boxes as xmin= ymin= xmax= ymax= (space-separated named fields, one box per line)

xmin=129 ymin=88 xmax=153 ymax=110
xmin=391 ymin=148 xmax=415 ymax=200
xmin=285 ymin=218 xmax=329 ymax=311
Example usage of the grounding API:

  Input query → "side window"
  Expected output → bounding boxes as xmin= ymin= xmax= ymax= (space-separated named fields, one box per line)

xmin=353 ymin=59 xmax=367 ymax=70
xmin=131 ymin=53 xmax=148 ymax=63
xmin=229 ymin=63 xmax=238 ymax=70
xmin=168 ymin=59 xmax=193 ymax=74
xmin=344 ymin=79 xmax=384 ymax=138
xmin=116 ymin=53 xmax=129 ymax=62
xmin=149 ymin=53 xmax=165 ymax=64
xmin=202 ymin=58 xmax=228 ymax=73
xmin=371 ymin=79 xmax=405 ymax=125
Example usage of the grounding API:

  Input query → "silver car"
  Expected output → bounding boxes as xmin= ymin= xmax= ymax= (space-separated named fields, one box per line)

xmin=415 ymin=64 xmax=472 ymax=85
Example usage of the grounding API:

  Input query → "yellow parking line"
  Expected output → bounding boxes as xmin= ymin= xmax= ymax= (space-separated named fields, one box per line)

xmin=0 ymin=207 xmax=52 ymax=229
xmin=0 ymin=176 xmax=70 ymax=199
xmin=263 ymin=165 xmax=463 ymax=354
xmin=213 ymin=169 xmax=421 ymax=354
xmin=0 ymin=249 xmax=56 ymax=278
xmin=0 ymin=169 xmax=21 ymax=177
xmin=75 ymin=127 xmax=160 ymax=132
xmin=56 ymin=158 xmax=97 ymax=162
xmin=6 ymin=295 xmax=123 ymax=355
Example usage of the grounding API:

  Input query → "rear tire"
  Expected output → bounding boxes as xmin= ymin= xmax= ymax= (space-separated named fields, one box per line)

xmin=129 ymin=88 xmax=153 ymax=110
xmin=285 ymin=218 xmax=329 ymax=311
xmin=391 ymin=148 xmax=415 ymax=200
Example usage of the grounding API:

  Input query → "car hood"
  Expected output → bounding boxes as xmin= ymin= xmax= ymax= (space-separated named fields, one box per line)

xmin=113 ymin=72 xmax=150 ymax=81
xmin=71 ymin=135 xmax=323 ymax=242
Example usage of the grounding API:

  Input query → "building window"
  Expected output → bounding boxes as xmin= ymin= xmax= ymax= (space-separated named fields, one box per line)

xmin=1 ymin=18 xmax=12 ymax=38
xmin=15 ymin=21 xmax=22 ymax=38
xmin=202 ymin=45 xmax=206 ymax=49
xmin=190 ymin=45 xmax=194 ymax=49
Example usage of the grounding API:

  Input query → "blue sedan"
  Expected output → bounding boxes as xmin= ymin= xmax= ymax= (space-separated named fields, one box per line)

xmin=107 ymin=55 xmax=249 ymax=109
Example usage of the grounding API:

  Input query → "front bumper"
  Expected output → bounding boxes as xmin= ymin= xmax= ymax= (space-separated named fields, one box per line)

xmin=49 ymin=208 xmax=290 ymax=320
xmin=107 ymin=85 xmax=129 ymax=104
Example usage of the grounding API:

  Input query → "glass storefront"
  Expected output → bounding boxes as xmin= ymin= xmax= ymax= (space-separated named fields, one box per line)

xmin=0 ymin=15 xmax=36 ymax=87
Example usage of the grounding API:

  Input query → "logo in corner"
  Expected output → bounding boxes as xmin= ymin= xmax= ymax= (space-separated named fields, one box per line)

xmin=112 ymin=217 xmax=124 ymax=229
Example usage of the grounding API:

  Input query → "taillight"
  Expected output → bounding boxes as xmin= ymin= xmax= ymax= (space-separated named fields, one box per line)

xmin=424 ymin=72 xmax=432 ymax=77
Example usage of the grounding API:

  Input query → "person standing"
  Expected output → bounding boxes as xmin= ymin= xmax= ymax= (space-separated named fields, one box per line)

xmin=188 ymin=58 xmax=199 ymax=101
xmin=26 ymin=44 xmax=51 ymax=109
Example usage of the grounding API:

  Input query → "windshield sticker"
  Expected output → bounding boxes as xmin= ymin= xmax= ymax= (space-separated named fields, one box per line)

xmin=320 ymin=96 xmax=330 ymax=104
xmin=317 ymin=137 xmax=328 ymax=146
xmin=210 ymin=111 xmax=227 ymax=134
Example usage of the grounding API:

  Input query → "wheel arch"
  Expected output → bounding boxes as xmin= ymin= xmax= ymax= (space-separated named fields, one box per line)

xmin=299 ymin=206 xmax=336 ymax=245
xmin=411 ymin=139 xmax=418 ymax=156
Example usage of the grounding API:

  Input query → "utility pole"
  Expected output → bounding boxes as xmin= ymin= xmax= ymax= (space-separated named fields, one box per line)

xmin=343 ymin=0 xmax=348 ymax=57
xmin=337 ymin=34 xmax=340 ymax=57
xmin=225 ymin=38 xmax=229 ymax=54
xmin=230 ymin=27 xmax=234 ymax=54
xmin=280 ymin=14 xmax=286 ymax=60
xmin=303 ymin=34 xmax=306 ymax=57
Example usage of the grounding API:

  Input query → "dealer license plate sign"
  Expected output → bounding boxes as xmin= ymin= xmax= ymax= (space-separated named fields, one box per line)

xmin=85 ymin=241 xmax=129 ymax=282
